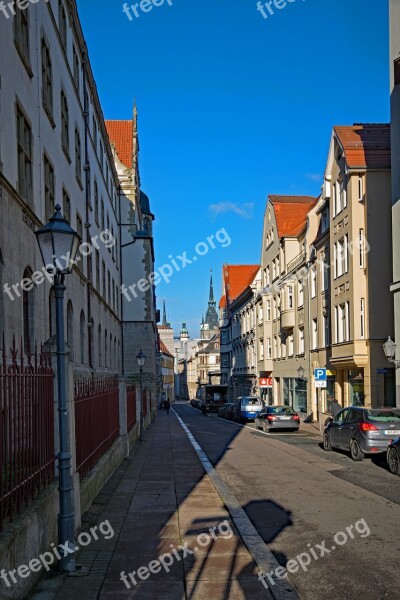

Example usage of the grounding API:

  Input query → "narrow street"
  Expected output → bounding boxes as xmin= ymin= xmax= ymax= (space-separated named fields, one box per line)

xmin=173 ymin=403 xmax=400 ymax=600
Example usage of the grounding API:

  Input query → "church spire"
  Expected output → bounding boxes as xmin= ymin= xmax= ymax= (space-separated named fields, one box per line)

xmin=202 ymin=270 xmax=219 ymax=338
xmin=162 ymin=299 xmax=170 ymax=328
xmin=209 ymin=271 xmax=215 ymax=304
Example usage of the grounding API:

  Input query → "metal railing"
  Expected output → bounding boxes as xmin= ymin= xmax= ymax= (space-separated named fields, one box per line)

xmin=0 ymin=336 xmax=55 ymax=531
xmin=74 ymin=376 xmax=119 ymax=478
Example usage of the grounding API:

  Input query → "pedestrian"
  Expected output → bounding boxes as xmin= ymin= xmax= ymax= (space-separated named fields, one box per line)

xmin=331 ymin=398 xmax=342 ymax=417
xmin=165 ymin=400 xmax=170 ymax=415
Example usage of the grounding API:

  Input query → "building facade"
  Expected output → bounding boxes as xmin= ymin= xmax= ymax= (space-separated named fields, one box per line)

xmin=390 ymin=0 xmax=400 ymax=405
xmin=0 ymin=0 xmax=121 ymax=373
xmin=160 ymin=339 xmax=174 ymax=404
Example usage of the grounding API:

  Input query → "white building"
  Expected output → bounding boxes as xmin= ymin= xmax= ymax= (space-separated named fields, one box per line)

xmin=0 ymin=0 xmax=121 ymax=371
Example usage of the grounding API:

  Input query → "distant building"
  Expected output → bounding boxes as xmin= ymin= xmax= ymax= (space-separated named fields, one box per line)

xmin=160 ymin=339 xmax=174 ymax=404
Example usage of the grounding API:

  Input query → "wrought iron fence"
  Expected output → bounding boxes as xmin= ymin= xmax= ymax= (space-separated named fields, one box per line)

xmin=126 ymin=385 xmax=136 ymax=432
xmin=0 ymin=336 xmax=55 ymax=531
xmin=74 ymin=376 xmax=119 ymax=478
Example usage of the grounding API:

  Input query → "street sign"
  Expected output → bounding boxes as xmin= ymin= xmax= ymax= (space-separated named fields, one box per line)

xmin=377 ymin=369 xmax=388 ymax=374
xmin=315 ymin=380 xmax=327 ymax=388
xmin=314 ymin=368 xmax=327 ymax=381
xmin=260 ymin=377 xmax=272 ymax=388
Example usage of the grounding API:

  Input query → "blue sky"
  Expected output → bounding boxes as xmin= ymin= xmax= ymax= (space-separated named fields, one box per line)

xmin=77 ymin=0 xmax=389 ymax=337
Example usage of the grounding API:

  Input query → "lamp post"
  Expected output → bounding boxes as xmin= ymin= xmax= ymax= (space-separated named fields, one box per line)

xmin=297 ymin=365 xmax=306 ymax=380
xmin=383 ymin=337 xmax=400 ymax=369
xmin=136 ymin=350 xmax=146 ymax=440
xmin=35 ymin=204 xmax=81 ymax=571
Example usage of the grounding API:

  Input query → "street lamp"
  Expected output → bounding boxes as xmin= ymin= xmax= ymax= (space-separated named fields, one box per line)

xmin=297 ymin=365 xmax=306 ymax=380
xmin=35 ymin=204 xmax=81 ymax=572
xmin=136 ymin=350 xmax=146 ymax=440
xmin=383 ymin=337 xmax=400 ymax=369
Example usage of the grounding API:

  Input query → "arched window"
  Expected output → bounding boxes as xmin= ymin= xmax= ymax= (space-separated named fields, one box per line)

xmin=49 ymin=289 xmax=56 ymax=338
xmin=23 ymin=267 xmax=34 ymax=352
xmin=98 ymin=324 xmax=102 ymax=367
xmin=104 ymin=329 xmax=107 ymax=368
xmin=67 ymin=301 xmax=74 ymax=360
xmin=80 ymin=311 xmax=85 ymax=364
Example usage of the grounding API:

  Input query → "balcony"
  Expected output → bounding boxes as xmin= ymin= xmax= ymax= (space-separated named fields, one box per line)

xmin=281 ymin=308 xmax=295 ymax=330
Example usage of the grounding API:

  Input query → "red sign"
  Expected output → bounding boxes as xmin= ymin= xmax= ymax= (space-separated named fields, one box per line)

xmin=260 ymin=377 xmax=272 ymax=388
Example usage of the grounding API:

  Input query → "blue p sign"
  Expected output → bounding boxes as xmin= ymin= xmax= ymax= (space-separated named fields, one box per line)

xmin=314 ymin=368 xmax=327 ymax=381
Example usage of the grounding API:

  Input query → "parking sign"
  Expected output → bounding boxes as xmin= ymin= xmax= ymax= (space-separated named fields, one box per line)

xmin=314 ymin=368 xmax=327 ymax=389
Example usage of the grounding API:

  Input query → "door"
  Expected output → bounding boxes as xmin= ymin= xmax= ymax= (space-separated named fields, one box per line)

xmin=339 ymin=408 xmax=362 ymax=449
xmin=330 ymin=408 xmax=350 ymax=448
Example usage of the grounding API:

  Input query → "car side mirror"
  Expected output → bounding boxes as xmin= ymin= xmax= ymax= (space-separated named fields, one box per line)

xmin=327 ymin=416 xmax=333 ymax=423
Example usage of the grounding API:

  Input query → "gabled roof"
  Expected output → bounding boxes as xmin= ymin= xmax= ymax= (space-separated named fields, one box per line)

xmin=219 ymin=265 xmax=259 ymax=308
xmin=269 ymin=195 xmax=318 ymax=238
xmin=334 ymin=124 xmax=390 ymax=169
xmin=160 ymin=339 xmax=173 ymax=358
xmin=105 ymin=120 xmax=133 ymax=168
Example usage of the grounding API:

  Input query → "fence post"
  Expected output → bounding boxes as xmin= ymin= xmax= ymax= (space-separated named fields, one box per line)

xmin=119 ymin=380 xmax=129 ymax=458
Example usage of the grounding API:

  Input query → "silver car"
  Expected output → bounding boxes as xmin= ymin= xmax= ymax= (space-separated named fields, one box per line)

xmin=323 ymin=406 xmax=400 ymax=461
xmin=255 ymin=406 xmax=300 ymax=432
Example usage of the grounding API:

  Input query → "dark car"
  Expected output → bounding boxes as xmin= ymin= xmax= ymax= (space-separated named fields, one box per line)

xmin=323 ymin=406 xmax=400 ymax=461
xmin=254 ymin=405 xmax=300 ymax=432
xmin=387 ymin=438 xmax=400 ymax=475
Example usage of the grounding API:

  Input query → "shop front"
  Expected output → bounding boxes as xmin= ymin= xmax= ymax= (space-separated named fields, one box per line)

xmin=348 ymin=369 xmax=365 ymax=406
xmin=259 ymin=373 xmax=273 ymax=405
xmin=283 ymin=377 xmax=307 ymax=413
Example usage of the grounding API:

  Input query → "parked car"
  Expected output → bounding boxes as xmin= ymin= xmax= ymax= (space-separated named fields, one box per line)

xmin=387 ymin=438 xmax=400 ymax=475
xmin=233 ymin=396 xmax=263 ymax=422
xmin=255 ymin=406 xmax=300 ymax=432
xmin=323 ymin=406 xmax=400 ymax=461
xmin=218 ymin=403 xmax=235 ymax=420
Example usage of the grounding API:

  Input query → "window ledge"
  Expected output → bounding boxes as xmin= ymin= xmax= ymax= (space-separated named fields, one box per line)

xmin=14 ymin=42 xmax=33 ymax=78
xmin=43 ymin=103 xmax=56 ymax=129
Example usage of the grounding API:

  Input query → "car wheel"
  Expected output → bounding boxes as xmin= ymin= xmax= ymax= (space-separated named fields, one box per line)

xmin=387 ymin=447 xmax=400 ymax=475
xmin=262 ymin=421 xmax=268 ymax=433
xmin=350 ymin=438 xmax=364 ymax=461
xmin=323 ymin=432 xmax=332 ymax=451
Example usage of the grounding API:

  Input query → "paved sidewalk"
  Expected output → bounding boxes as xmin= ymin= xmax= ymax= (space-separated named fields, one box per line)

xmin=30 ymin=411 xmax=270 ymax=600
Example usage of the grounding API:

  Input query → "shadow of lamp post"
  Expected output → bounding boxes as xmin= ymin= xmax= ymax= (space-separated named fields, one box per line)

xmin=35 ymin=204 xmax=81 ymax=572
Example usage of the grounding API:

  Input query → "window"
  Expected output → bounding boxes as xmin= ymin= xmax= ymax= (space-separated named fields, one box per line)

xmin=41 ymin=38 xmax=53 ymax=115
xmin=23 ymin=267 xmax=34 ymax=352
xmin=80 ymin=311 xmax=85 ymax=363
xmin=259 ymin=339 xmax=264 ymax=360
xmin=99 ymin=140 xmax=104 ymax=170
xmin=107 ymin=271 xmax=111 ymax=305
xmin=360 ymin=298 xmax=365 ymax=339
xmin=59 ymin=1 xmax=67 ymax=49
xmin=335 ymin=180 xmax=342 ymax=215
xmin=287 ymin=286 xmax=293 ymax=309
xmin=61 ymin=90 xmax=69 ymax=152
xmin=334 ymin=236 xmax=348 ymax=278
xmin=266 ymin=299 xmax=271 ymax=321
xmin=359 ymin=229 xmax=365 ymax=269
xmin=101 ymin=198 xmax=105 ymax=230
xmin=98 ymin=325 xmax=102 ymax=367
xmin=272 ymin=259 xmax=276 ymax=280
xmin=321 ymin=208 xmax=329 ymax=233
xmin=311 ymin=267 xmax=317 ymax=298
xmin=44 ymin=155 xmax=55 ymax=220
xmin=63 ymin=188 xmax=70 ymax=222
xmin=266 ymin=265 xmax=270 ymax=285
xmin=288 ymin=333 xmax=294 ymax=356
xmin=281 ymin=337 xmax=286 ymax=359
xmin=95 ymin=250 xmax=100 ymax=290
xmin=94 ymin=180 xmax=99 ymax=224
xmin=73 ymin=45 xmax=80 ymax=91
xmin=67 ymin=301 xmax=74 ymax=360
xmin=336 ymin=302 xmax=350 ymax=343
xmin=267 ymin=338 xmax=272 ymax=359
xmin=92 ymin=116 xmax=97 ymax=150
xmin=16 ymin=107 xmax=33 ymax=205
xmin=102 ymin=261 xmax=106 ymax=296
xmin=341 ymin=179 xmax=347 ymax=209
xmin=312 ymin=319 xmax=318 ymax=350
xmin=14 ymin=5 xmax=30 ymax=63
xmin=75 ymin=128 xmax=81 ymax=183
xmin=358 ymin=175 xmax=364 ymax=202
xmin=221 ymin=330 xmax=228 ymax=344
xmin=298 ymin=327 xmax=304 ymax=354
xmin=222 ymin=355 xmax=228 ymax=368
xmin=298 ymin=280 xmax=304 ymax=307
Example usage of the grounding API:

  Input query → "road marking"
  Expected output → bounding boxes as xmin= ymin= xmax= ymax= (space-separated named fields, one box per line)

xmin=173 ymin=409 xmax=299 ymax=600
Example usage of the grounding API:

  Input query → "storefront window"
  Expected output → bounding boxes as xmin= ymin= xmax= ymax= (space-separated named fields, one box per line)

xmin=349 ymin=370 xmax=365 ymax=406
xmin=326 ymin=377 xmax=336 ymax=413
xmin=283 ymin=378 xmax=307 ymax=413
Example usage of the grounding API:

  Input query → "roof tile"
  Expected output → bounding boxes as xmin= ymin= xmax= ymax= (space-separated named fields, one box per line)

xmin=334 ymin=124 xmax=391 ymax=169
xmin=219 ymin=265 xmax=259 ymax=308
xmin=269 ymin=195 xmax=317 ymax=238
xmin=105 ymin=120 xmax=133 ymax=168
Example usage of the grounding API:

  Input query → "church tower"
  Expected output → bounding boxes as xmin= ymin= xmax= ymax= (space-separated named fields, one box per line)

xmin=201 ymin=272 xmax=219 ymax=339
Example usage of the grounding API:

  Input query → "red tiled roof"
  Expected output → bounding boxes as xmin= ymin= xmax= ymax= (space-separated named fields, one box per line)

xmin=105 ymin=120 xmax=133 ymax=168
xmin=269 ymin=196 xmax=317 ymax=238
xmin=219 ymin=265 xmax=259 ymax=308
xmin=160 ymin=339 xmax=173 ymax=358
xmin=334 ymin=124 xmax=391 ymax=169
